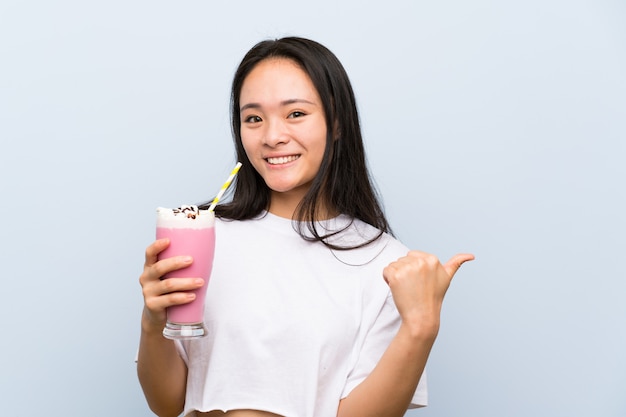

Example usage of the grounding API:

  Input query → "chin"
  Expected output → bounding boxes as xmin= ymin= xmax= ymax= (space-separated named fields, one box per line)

xmin=268 ymin=184 xmax=299 ymax=193
xmin=267 ymin=181 xmax=311 ymax=196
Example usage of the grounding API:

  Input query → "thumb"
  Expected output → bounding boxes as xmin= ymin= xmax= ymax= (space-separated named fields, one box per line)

xmin=443 ymin=253 xmax=475 ymax=278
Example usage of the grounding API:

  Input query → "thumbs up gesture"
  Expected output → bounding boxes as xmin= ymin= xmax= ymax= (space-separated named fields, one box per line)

xmin=383 ymin=251 xmax=474 ymax=336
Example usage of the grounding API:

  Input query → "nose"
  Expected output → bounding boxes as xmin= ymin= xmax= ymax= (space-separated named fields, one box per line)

xmin=263 ymin=118 xmax=290 ymax=147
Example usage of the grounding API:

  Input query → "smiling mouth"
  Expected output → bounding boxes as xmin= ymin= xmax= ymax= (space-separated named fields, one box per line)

xmin=266 ymin=155 xmax=300 ymax=165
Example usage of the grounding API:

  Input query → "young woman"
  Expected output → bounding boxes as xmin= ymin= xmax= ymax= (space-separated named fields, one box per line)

xmin=137 ymin=37 xmax=473 ymax=417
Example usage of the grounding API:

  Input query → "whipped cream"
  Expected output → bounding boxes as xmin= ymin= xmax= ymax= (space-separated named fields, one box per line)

xmin=156 ymin=205 xmax=215 ymax=229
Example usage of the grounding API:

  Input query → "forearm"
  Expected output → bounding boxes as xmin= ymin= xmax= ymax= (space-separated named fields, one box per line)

xmin=137 ymin=310 xmax=188 ymax=417
xmin=337 ymin=319 xmax=439 ymax=417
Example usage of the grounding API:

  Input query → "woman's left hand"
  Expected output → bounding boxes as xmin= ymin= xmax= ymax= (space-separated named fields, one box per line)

xmin=383 ymin=251 xmax=474 ymax=336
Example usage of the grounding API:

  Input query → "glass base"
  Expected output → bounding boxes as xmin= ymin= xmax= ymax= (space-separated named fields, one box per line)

xmin=162 ymin=322 xmax=206 ymax=340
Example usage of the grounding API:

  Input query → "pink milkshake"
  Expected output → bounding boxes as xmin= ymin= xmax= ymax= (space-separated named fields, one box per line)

xmin=156 ymin=205 xmax=215 ymax=340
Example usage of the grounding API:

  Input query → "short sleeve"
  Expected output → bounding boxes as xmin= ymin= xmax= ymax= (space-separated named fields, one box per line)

xmin=341 ymin=293 xmax=428 ymax=408
xmin=174 ymin=340 xmax=190 ymax=365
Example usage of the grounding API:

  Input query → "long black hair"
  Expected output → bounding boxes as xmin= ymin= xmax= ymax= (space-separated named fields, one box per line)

xmin=206 ymin=37 xmax=392 ymax=249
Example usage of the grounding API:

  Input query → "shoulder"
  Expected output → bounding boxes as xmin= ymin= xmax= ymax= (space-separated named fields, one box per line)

xmin=350 ymin=217 xmax=409 ymax=255
xmin=215 ymin=211 xmax=282 ymax=232
xmin=326 ymin=217 xmax=409 ymax=269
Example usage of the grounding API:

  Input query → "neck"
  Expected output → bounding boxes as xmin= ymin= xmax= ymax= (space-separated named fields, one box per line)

xmin=268 ymin=190 xmax=304 ymax=219
xmin=268 ymin=191 xmax=337 ymax=220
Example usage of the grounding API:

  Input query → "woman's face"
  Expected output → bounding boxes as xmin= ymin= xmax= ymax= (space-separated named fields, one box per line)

xmin=239 ymin=58 xmax=327 ymax=214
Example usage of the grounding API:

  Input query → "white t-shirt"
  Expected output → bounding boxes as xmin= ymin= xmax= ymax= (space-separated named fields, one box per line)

xmin=175 ymin=212 xmax=427 ymax=416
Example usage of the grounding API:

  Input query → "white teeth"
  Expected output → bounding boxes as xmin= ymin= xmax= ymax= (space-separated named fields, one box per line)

xmin=267 ymin=155 xmax=299 ymax=165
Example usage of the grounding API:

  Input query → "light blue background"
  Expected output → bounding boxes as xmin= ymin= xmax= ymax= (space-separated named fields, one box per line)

xmin=1 ymin=1 xmax=624 ymax=416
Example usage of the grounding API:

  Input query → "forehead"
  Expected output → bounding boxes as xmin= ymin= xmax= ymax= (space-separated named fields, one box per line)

xmin=240 ymin=58 xmax=320 ymax=103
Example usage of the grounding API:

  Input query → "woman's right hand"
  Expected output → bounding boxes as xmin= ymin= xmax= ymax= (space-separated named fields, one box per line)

xmin=139 ymin=238 xmax=205 ymax=332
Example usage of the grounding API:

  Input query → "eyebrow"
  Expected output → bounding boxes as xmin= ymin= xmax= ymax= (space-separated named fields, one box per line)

xmin=240 ymin=98 xmax=317 ymax=113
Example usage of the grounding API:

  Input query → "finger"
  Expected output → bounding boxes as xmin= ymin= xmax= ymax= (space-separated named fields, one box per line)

xmin=382 ymin=263 xmax=398 ymax=284
xmin=160 ymin=277 xmax=204 ymax=295
xmin=144 ymin=238 xmax=170 ymax=267
xmin=151 ymin=256 xmax=193 ymax=280
xmin=405 ymin=250 xmax=429 ymax=259
xmin=144 ymin=286 xmax=198 ymax=314
xmin=142 ymin=278 xmax=204 ymax=311
xmin=443 ymin=253 xmax=475 ymax=278
xmin=139 ymin=255 xmax=193 ymax=288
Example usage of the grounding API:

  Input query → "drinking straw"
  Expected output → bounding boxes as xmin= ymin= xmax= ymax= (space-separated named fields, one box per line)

xmin=208 ymin=162 xmax=242 ymax=212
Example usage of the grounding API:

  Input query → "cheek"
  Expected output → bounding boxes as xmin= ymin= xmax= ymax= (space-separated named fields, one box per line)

xmin=240 ymin=134 xmax=255 ymax=157
xmin=240 ymin=136 xmax=260 ymax=169
xmin=312 ymin=129 xmax=328 ymax=162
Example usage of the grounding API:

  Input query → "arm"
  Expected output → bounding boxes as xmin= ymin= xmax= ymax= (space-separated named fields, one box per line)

xmin=337 ymin=251 xmax=474 ymax=417
xmin=136 ymin=238 xmax=205 ymax=417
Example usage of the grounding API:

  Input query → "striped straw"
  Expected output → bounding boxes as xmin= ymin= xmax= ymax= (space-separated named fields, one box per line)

xmin=208 ymin=162 xmax=242 ymax=212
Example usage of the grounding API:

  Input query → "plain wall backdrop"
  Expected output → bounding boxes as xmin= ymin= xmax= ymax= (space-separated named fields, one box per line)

xmin=1 ymin=1 xmax=624 ymax=416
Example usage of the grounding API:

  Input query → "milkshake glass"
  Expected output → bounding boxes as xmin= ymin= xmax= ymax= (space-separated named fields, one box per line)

xmin=156 ymin=205 xmax=215 ymax=339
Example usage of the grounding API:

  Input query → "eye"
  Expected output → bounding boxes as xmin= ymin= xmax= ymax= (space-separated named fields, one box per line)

xmin=244 ymin=115 xmax=262 ymax=123
xmin=287 ymin=111 xmax=306 ymax=119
